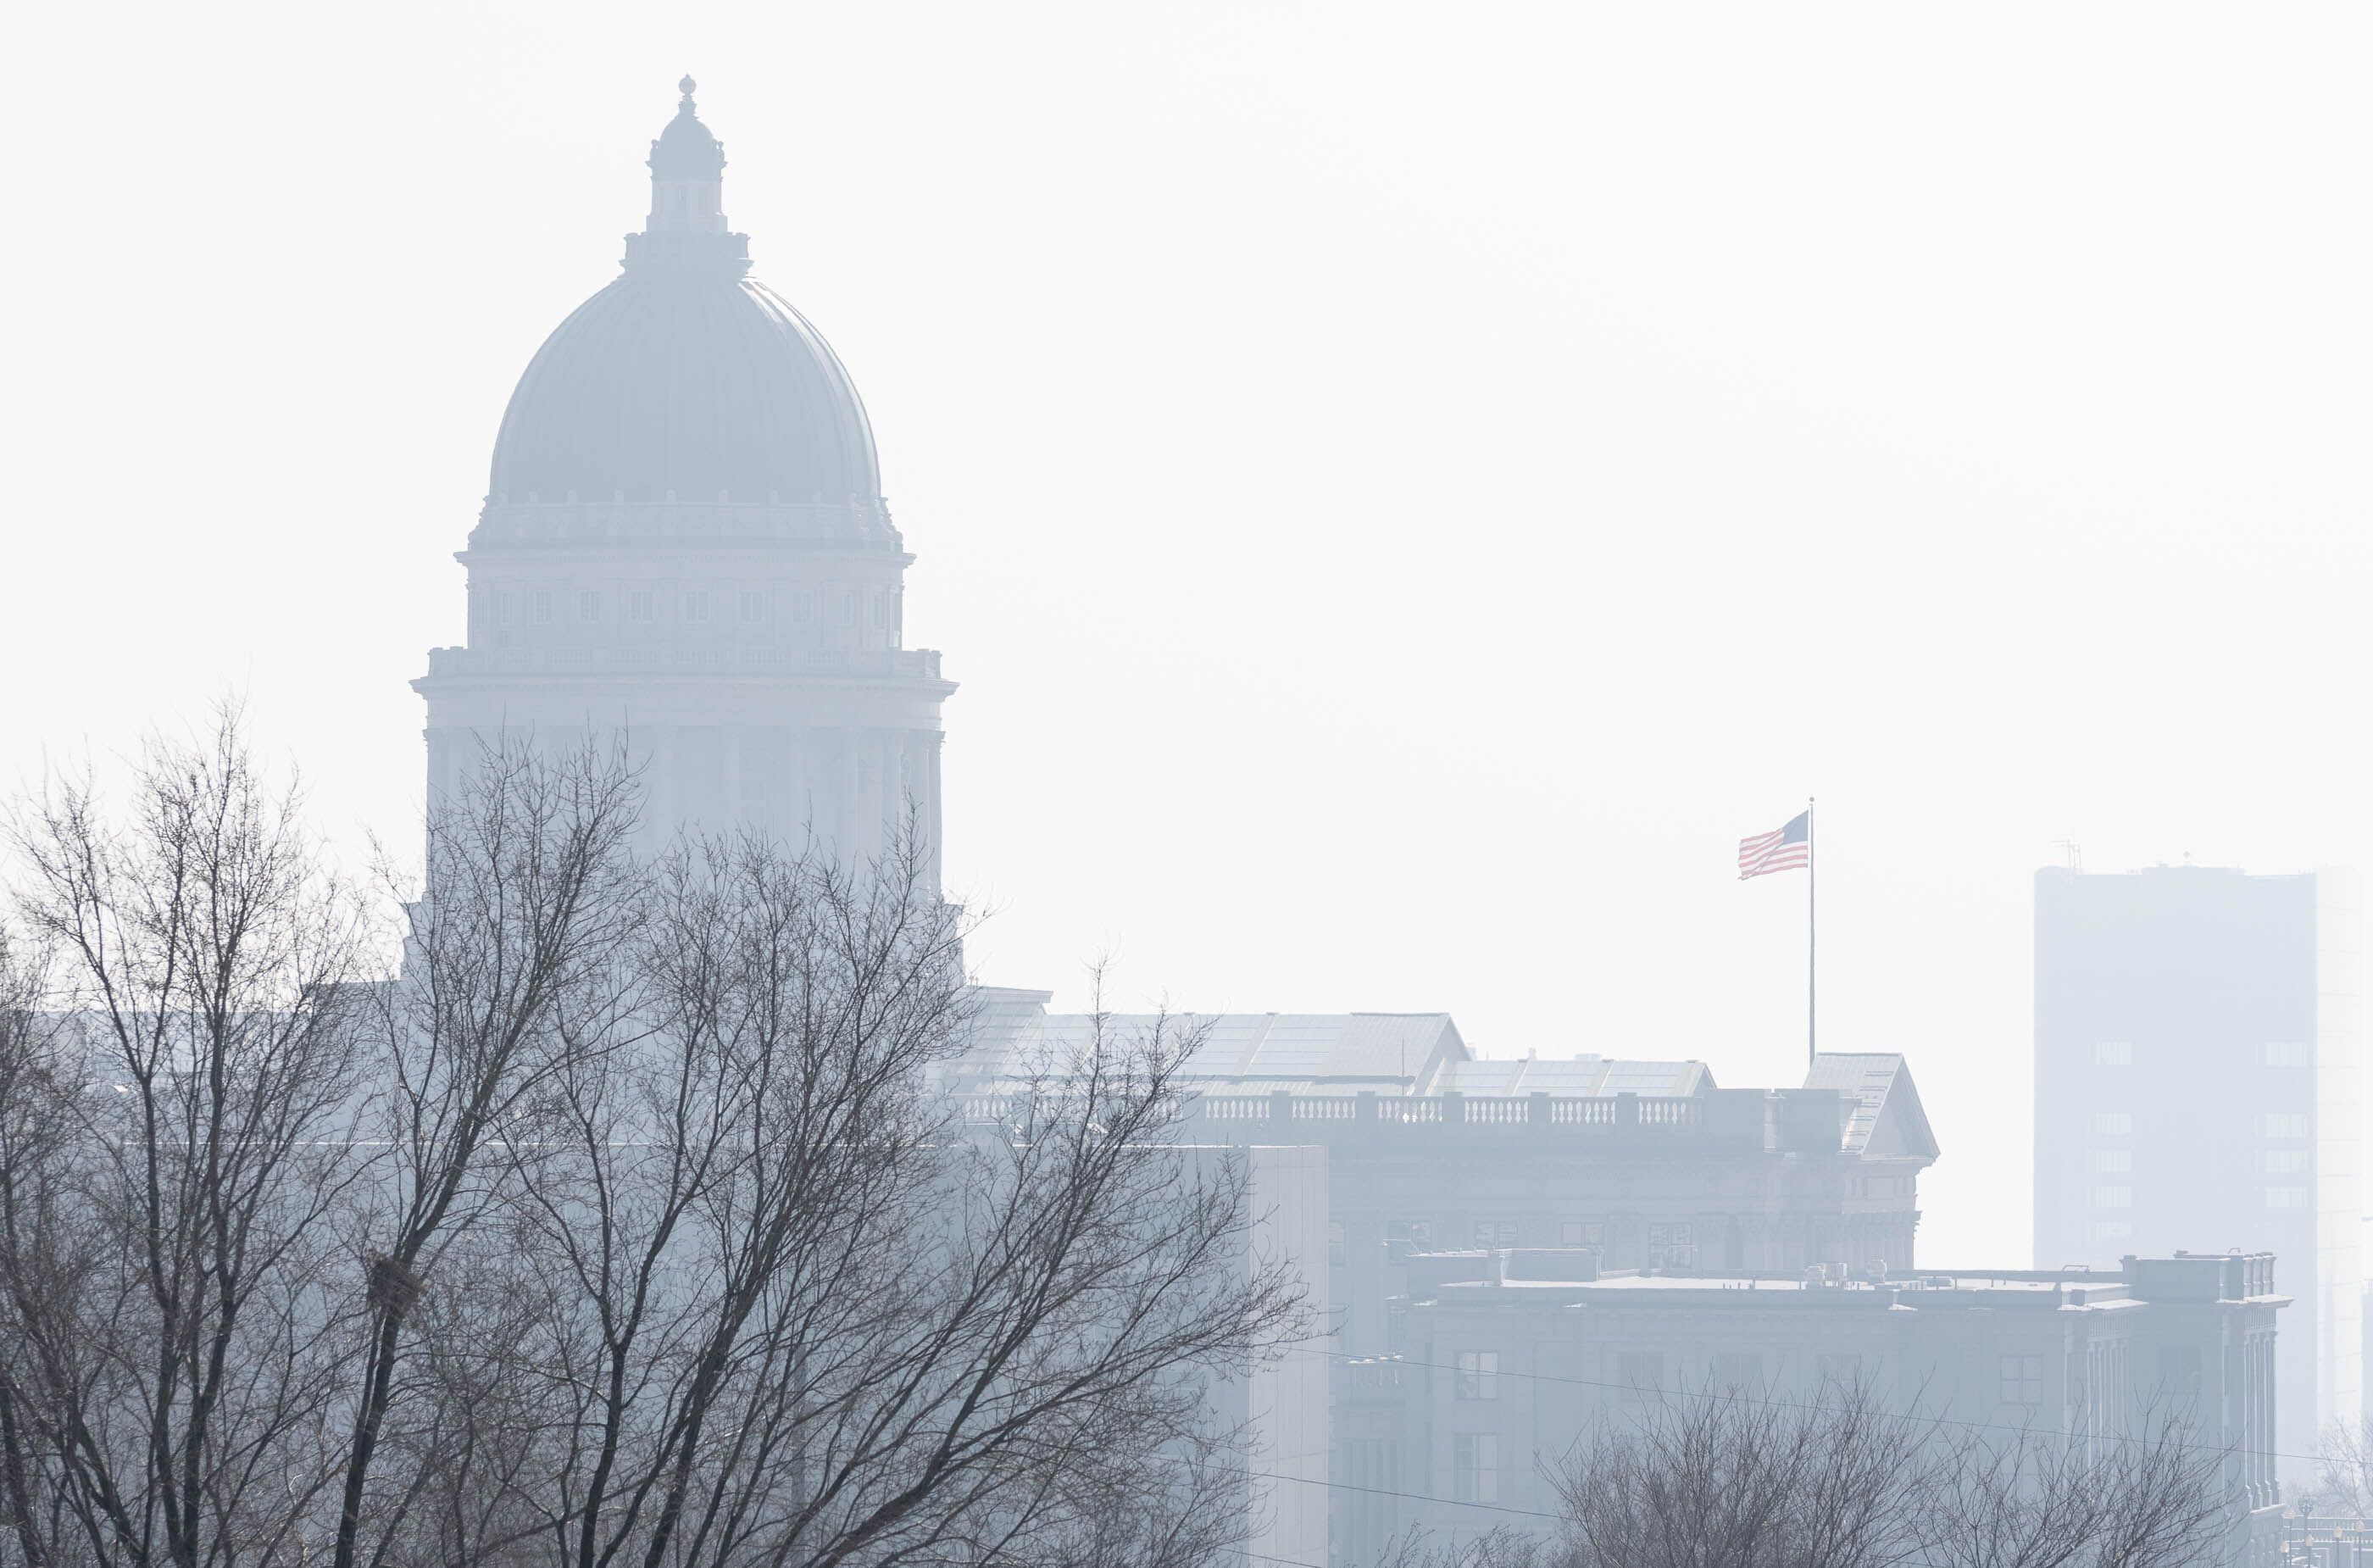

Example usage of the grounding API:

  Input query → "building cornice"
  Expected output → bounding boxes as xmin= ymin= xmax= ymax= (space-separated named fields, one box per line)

xmin=468 ymin=498 xmax=905 ymax=555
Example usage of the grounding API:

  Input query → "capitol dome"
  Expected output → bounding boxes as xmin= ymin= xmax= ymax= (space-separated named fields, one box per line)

xmin=484 ymin=80 xmax=881 ymax=510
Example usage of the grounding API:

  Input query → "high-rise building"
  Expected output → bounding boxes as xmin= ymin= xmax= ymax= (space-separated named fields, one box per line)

xmin=2035 ymin=864 xmax=2361 ymax=1465
xmin=414 ymin=80 xmax=953 ymax=881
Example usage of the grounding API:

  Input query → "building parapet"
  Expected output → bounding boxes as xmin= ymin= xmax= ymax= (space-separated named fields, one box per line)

xmin=959 ymin=1085 xmax=1861 ymax=1156
xmin=421 ymin=644 xmax=944 ymax=681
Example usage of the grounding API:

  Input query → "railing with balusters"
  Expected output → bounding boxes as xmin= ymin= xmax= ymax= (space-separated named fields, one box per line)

xmin=952 ymin=1085 xmax=1724 ymax=1138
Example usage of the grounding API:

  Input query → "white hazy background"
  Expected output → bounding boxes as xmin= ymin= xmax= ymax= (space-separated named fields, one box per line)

xmin=4 ymin=3 xmax=2369 ymax=1268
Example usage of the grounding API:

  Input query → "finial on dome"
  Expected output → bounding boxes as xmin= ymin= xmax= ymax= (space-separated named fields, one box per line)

xmin=678 ymin=75 xmax=697 ymax=108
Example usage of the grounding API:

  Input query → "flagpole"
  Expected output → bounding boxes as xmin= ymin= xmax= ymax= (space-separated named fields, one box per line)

xmin=1807 ymin=796 xmax=1816 ymax=1069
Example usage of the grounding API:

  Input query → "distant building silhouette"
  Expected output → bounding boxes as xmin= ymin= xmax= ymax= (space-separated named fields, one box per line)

xmin=952 ymin=1002 xmax=1942 ymax=1565
xmin=954 ymin=995 xmax=1939 ymax=1343
xmin=1341 ymin=1249 xmax=2286 ymax=1563
xmin=414 ymin=79 xmax=953 ymax=881
xmin=403 ymin=85 xmax=2306 ymax=1566
xmin=2034 ymin=864 xmax=2361 ymax=1467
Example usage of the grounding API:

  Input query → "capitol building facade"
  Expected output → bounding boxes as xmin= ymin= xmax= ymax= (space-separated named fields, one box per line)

xmin=414 ymin=78 xmax=951 ymax=885
xmin=399 ymin=86 xmax=2291 ymax=1568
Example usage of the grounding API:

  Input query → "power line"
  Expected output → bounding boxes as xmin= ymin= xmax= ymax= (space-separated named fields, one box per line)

xmin=1220 ymin=1462 xmax=1561 ymax=1524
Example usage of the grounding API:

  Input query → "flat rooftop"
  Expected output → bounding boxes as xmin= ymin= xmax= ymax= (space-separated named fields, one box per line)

xmin=1404 ymin=1249 xmax=2283 ymax=1311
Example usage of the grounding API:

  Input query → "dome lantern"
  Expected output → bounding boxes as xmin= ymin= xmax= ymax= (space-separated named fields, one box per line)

xmin=646 ymin=75 xmax=728 ymax=239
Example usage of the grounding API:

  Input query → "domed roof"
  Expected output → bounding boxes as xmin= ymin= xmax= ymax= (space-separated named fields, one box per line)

xmin=488 ymin=275 xmax=879 ymax=508
xmin=485 ymin=81 xmax=881 ymax=510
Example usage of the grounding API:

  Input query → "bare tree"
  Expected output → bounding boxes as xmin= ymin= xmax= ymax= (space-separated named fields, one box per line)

xmin=1389 ymin=1382 xmax=2238 ymax=1568
xmin=0 ymin=711 xmax=374 ymax=1568
xmin=1547 ymin=1379 xmax=1930 ymax=1568
xmin=327 ymin=736 xmax=644 ymax=1568
xmin=0 ymin=926 xmax=65 ymax=1568
xmin=2301 ymin=1421 xmax=2373 ymax=1521
xmin=423 ymin=840 xmax=1310 ymax=1568
xmin=1915 ymin=1409 xmax=2235 ymax=1568
xmin=0 ymin=718 xmax=1308 ymax=1568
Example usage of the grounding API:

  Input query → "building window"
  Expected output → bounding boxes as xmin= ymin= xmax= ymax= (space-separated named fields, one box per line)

xmin=1560 ymin=1220 xmax=1605 ymax=1249
xmin=2158 ymin=1346 xmax=2203 ymax=1400
xmin=497 ymin=592 xmax=514 ymax=625
xmin=2091 ymin=1149 xmax=2132 ymax=1174
xmin=531 ymin=591 xmax=553 ymax=625
xmin=2090 ymin=1221 xmax=2132 ymax=1242
xmin=1710 ymin=1351 xmax=1763 ymax=1391
xmin=1455 ymin=1351 xmax=1498 ymax=1401
xmin=2260 ymin=1042 xmax=2310 ymax=1068
xmin=739 ymin=590 xmax=768 ymax=622
xmin=2266 ymin=1186 xmax=2311 ymax=1209
xmin=2093 ymin=1041 xmax=2133 ymax=1067
xmin=1648 ymin=1223 xmax=1694 ymax=1266
xmin=627 ymin=590 xmax=654 ymax=623
xmin=872 ymin=592 xmax=888 ymax=627
xmin=2092 ymin=1186 xmax=2131 ymax=1209
xmin=1617 ymin=1352 xmax=1663 ymax=1404
xmin=793 ymin=590 xmax=815 ymax=623
xmin=1472 ymin=1220 xmax=1516 ymax=1248
xmin=683 ymin=590 xmax=710 ymax=623
xmin=2264 ymin=1148 xmax=2310 ymax=1176
xmin=2091 ymin=1111 xmax=2131 ymax=1137
xmin=1999 ymin=1354 xmax=2044 ymax=1408
xmin=577 ymin=590 xmax=601 ymax=622
xmin=1386 ymin=1220 xmax=1430 ymax=1261
xmin=1326 ymin=1221 xmax=1347 ymax=1269
xmin=2261 ymin=1112 xmax=2309 ymax=1138
xmin=1452 ymin=1433 xmax=1498 ymax=1504
xmin=836 ymin=592 xmax=856 ymax=626
xmin=1815 ymin=1353 xmax=1868 ymax=1389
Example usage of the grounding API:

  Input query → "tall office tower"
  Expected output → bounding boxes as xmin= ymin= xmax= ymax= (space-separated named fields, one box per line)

xmin=2036 ymin=865 xmax=2360 ymax=1463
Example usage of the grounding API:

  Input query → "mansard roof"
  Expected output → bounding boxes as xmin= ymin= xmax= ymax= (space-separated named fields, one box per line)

xmin=957 ymin=995 xmax=1940 ymax=1165
xmin=1804 ymin=1051 xmax=1939 ymax=1159
xmin=1429 ymin=1055 xmax=1712 ymax=1098
xmin=953 ymin=988 xmax=1466 ymax=1091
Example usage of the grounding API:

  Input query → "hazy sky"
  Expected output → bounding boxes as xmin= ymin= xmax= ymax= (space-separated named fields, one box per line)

xmin=5 ymin=3 xmax=2370 ymax=1265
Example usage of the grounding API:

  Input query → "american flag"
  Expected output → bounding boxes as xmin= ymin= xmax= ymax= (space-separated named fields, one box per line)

xmin=1738 ymin=810 xmax=1810 ymax=880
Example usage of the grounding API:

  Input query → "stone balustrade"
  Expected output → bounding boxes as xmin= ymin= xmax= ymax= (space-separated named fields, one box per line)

xmin=951 ymin=1084 xmax=1853 ymax=1154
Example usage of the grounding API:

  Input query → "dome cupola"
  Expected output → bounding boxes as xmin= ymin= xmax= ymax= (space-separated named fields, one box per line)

xmin=646 ymin=75 xmax=727 ymax=237
xmin=480 ymin=81 xmax=884 ymax=529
